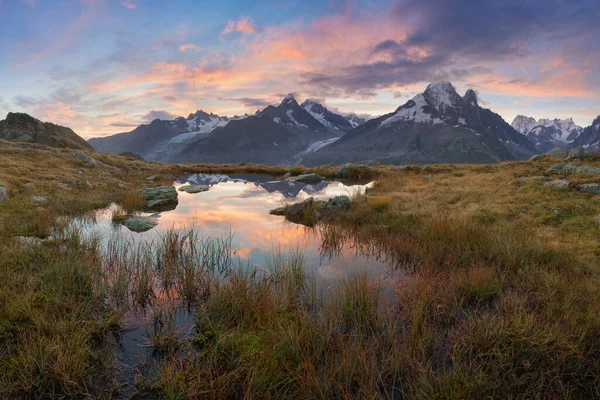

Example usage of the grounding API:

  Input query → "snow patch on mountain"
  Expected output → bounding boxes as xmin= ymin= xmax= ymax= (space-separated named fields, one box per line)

xmin=345 ymin=114 xmax=365 ymax=128
xmin=286 ymin=109 xmax=308 ymax=129
xmin=303 ymin=101 xmax=336 ymax=130
xmin=380 ymin=94 xmax=434 ymax=126
xmin=424 ymin=81 xmax=457 ymax=112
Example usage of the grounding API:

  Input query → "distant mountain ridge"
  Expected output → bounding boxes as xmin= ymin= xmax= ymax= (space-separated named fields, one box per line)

xmin=303 ymin=81 xmax=537 ymax=166
xmin=169 ymin=95 xmax=354 ymax=165
xmin=89 ymin=95 xmax=356 ymax=164
xmin=0 ymin=112 xmax=92 ymax=150
xmin=88 ymin=110 xmax=248 ymax=160
xmin=511 ymin=115 xmax=583 ymax=152
xmin=82 ymin=84 xmax=598 ymax=166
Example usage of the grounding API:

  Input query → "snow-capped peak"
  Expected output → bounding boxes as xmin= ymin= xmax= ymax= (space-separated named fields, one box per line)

xmin=424 ymin=81 xmax=460 ymax=112
xmin=380 ymin=94 xmax=442 ymax=127
xmin=301 ymin=100 xmax=334 ymax=129
xmin=511 ymin=115 xmax=538 ymax=135
xmin=511 ymin=115 xmax=582 ymax=143
xmin=281 ymin=94 xmax=297 ymax=106
xmin=378 ymin=81 xmax=478 ymax=128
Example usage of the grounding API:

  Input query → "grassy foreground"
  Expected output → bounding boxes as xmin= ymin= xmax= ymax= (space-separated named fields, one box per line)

xmin=0 ymin=140 xmax=599 ymax=398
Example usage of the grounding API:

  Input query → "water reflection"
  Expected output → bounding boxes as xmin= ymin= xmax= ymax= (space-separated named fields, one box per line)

xmin=71 ymin=174 xmax=401 ymax=396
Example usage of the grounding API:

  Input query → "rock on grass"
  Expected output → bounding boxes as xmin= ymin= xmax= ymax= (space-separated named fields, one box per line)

xmin=0 ymin=186 xmax=7 ymax=203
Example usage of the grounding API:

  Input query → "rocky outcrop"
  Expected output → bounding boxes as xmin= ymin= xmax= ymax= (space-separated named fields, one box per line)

xmin=71 ymin=152 xmax=99 ymax=168
xmin=546 ymin=163 xmax=600 ymax=176
xmin=334 ymin=164 xmax=373 ymax=179
xmin=544 ymin=179 xmax=570 ymax=191
xmin=0 ymin=113 xmax=92 ymax=150
xmin=579 ymin=183 xmax=600 ymax=194
xmin=566 ymin=147 xmax=589 ymax=160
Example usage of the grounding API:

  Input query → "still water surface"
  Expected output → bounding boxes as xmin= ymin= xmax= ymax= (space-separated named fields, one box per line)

xmin=72 ymin=174 xmax=400 ymax=395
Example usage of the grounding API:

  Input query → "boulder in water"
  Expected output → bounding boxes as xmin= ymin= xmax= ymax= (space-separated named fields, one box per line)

xmin=139 ymin=186 xmax=178 ymax=212
xmin=178 ymin=184 xmax=209 ymax=194
xmin=121 ymin=215 xmax=159 ymax=233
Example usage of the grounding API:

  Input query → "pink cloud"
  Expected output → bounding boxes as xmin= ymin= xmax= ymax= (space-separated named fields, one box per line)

xmin=222 ymin=17 xmax=256 ymax=35
xmin=179 ymin=44 xmax=199 ymax=52
xmin=120 ymin=0 xmax=137 ymax=9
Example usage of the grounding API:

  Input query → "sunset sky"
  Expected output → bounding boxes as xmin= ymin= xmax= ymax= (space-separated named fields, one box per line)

xmin=1 ymin=0 xmax=599 ymax=138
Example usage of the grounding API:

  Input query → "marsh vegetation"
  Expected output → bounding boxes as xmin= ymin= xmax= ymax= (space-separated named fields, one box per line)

xmin=1 ymin=142 xmax=599 ymax=399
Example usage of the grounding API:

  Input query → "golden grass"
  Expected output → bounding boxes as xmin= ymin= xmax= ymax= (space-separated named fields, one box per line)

xmin=1 ymin=140 xmax=600 ymax=398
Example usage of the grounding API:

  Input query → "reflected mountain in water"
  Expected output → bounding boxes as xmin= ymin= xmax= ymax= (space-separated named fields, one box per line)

xmin=177 ymin=173 xmax=329 ymax=199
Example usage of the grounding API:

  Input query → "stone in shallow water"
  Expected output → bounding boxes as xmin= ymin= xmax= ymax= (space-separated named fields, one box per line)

xmin=139 ymin=186 xmax=178 ymax=211
xmin=178 ymin=184 xmax=209 ymax=194
xmin=269 ymin=195 xmax=351 ymax=226
xmin=121 ymin=215 xmax=158 ymax=233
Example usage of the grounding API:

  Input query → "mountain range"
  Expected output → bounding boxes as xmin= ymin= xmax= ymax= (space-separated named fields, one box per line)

xmin=3 ymin=82 xmax=599 ymax=165
xmin=304 ymin=82 xmax=538 ymax=166
xmin=511 ymin=116 xmax=583 ymax=153
xmin=89 ymin=94 xmax=363 ymax=165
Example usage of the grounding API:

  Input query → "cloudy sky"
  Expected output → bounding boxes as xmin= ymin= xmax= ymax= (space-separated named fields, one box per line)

xmin=1 ymin=0 xmax=599 ymax=138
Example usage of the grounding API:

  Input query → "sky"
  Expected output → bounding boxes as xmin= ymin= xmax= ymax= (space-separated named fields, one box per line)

xmin=1 ymin=0 xmax=599 ymax=138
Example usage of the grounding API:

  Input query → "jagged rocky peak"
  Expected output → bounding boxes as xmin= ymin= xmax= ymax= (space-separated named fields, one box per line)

xmin=301 ymin=99 xmax=324 ymax=113
xmin=187 ymin=110 xmax=214 ymax=121
xmin=511 ymin=115 xmax=538 ymax=134
xmin=280 ymin=93 xmax=298 ymax=107
xmin=463 ymin=89 xmax=478 ymax=106
xmin=423 ymin=81 xmax=463 ymax=112
xmin=512 ymin=115 xmax=582 ymax=135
